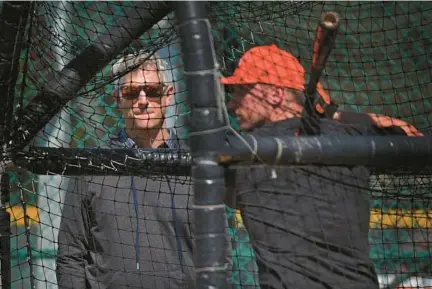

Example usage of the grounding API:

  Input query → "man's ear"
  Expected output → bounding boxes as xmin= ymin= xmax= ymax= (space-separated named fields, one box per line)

xmin=164 ymin=85 xmax=175 ymax=106
xmin=267 ymin=86 xmax=284 ymax=107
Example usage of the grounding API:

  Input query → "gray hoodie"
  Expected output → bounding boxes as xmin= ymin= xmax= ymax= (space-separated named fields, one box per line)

xmin=56 ymin=130 xmax=197 ymax=289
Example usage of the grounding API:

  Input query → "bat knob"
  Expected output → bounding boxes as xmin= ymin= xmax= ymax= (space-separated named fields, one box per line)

xmin=321 ymin=12 xmax=340 ymax=30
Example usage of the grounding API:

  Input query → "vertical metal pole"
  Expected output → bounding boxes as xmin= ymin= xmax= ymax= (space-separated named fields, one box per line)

xmin=175 ymin=2 xmax=229 ymax=289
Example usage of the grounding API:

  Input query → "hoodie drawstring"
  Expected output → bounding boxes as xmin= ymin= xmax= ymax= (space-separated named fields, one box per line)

xmin=165 ymin=175 xmax=184 ymax=269
xmin=131 ymin=176 xmax=140 ymax=271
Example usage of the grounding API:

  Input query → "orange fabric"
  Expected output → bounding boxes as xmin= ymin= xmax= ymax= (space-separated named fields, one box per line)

xmin=220 ymin=44 xmax=331 ymax=113
xmin=366 ymin=113 xmax=423 ymax=137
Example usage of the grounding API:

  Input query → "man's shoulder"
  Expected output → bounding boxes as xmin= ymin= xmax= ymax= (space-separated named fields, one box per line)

xmin=251 ymin=118 xmax=301 ymax=137
xmin=252 ymin=117 xmax=376 ymax=137
xmin=319 ymin=118 xmax=376 ymax=136
xmin=109 ymin=129 xmax=136 ymax=149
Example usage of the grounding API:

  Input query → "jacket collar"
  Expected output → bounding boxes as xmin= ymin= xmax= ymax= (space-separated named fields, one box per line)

xmin=110 ymin=128 xmax=185 ymax=149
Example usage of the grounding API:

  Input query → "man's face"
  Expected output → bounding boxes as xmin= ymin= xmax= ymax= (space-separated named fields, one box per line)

xmin=117 ymin=62 xmax=173 ymax=132
xmin=227 ymin=84 xmax=271 ymax=131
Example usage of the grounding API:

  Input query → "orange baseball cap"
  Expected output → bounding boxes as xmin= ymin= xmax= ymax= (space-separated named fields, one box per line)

xmin=220 ymin=44 xmax=331 ymax=114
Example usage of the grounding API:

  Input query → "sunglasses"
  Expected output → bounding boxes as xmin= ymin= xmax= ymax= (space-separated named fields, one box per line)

xmin=120 ymin=84 xmax=168 ymax=100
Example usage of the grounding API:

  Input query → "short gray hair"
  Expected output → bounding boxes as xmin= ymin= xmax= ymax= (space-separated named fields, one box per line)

xmin=112 ymin=50 xmax=173 ymax=90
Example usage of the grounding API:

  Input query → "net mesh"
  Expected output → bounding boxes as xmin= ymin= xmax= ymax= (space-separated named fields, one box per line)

xmin=0 ymin=1 xmax=430 ymax=289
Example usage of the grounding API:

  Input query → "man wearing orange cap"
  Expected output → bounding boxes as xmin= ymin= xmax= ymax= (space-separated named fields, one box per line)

xmin=220 ymin=44 xmax=423 ymax=289
xmin=222 ymin=44 xmax=422 ymax=136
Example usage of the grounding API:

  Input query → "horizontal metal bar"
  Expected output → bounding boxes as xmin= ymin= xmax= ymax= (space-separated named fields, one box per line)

xmin=14 ymin=147 xmax=192 ymax=176
xmin=222 ymin=134 xmax=432 ymax=173
xmin=11 ymin=135 xmax=432 ymax=176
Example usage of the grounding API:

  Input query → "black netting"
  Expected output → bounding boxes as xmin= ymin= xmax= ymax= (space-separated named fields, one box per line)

xmin=0 ymin=1 xmax=431 ymax=289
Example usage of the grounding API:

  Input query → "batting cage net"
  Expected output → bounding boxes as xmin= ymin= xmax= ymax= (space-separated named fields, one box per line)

xmin=0 ymin=1 xmax=431 ymax=289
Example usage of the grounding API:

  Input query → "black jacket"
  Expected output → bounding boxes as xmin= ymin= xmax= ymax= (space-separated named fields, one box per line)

xmin=226 ymin=118 xmax=380 ymax=289
xmin=56 ymin=130 xmax=197 ymax=289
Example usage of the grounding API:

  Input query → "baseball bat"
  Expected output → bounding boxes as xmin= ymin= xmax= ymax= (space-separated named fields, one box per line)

xmin=306 ymin=11 xmax=341 ymax=96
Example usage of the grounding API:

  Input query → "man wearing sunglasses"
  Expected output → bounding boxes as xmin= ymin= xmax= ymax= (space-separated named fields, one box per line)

xmin=56 ymin=52 xmax=197 ymax=289
xmin=113 ymin=52 xmax=182 ymax=149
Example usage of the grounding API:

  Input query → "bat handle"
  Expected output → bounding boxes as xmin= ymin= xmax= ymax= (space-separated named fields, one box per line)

xmin=306 ymin=11 xmax=340 ymax=96
xmin=301 ymin=12 xmax=340 ymax=136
